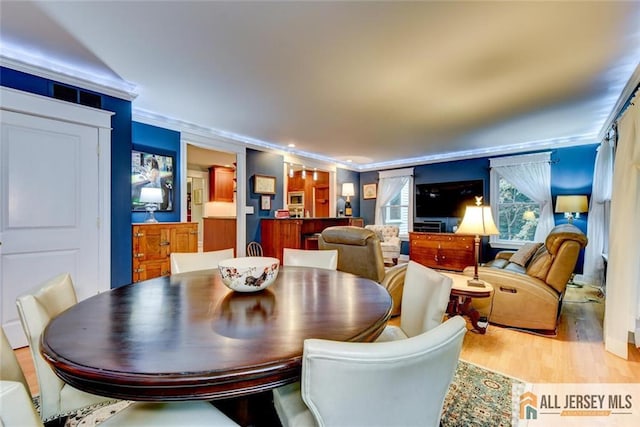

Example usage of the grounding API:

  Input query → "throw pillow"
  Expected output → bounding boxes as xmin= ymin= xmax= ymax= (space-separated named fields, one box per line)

xmin=509 ymin=242 xmax=543 ymax=267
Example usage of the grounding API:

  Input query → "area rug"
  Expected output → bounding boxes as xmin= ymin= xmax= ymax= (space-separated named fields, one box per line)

xmin=38 ymin=360 xmax=522 ymax=426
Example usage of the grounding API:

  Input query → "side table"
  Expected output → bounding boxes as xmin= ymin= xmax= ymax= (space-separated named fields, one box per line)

xmin=441 ymin=272 xmax=494 ymax=334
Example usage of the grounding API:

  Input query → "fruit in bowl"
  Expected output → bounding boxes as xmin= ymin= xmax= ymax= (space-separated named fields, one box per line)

xmin=218 ymin=257 xmax=280 ymax=292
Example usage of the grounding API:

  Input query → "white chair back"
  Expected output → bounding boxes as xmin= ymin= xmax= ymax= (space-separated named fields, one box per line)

xmin=283 ymin=249 xmax=338 ymax=270
xmin=400 ymin=261 xmax=453 ymax=337
xmin=13 ymin=275 xmax=241 ymax=426
xmin=300 ymin=316 xmax=466 ymax=427
xmin=1 ymin=328 xmax=30 ymax=395
xmin=15 ymin=273 xmax=113 ymax=421
xmin=170 ymin=249 xmax=234 ymax=274
xmin=0 ymin=381 xmax=44 ymax=427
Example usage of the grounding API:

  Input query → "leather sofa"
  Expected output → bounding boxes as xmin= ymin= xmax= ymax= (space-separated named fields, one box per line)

xmin=364 ymin=224 xmax=401 ymax=265
xmin=319 ymin=226 xmax=407 ymax=316
xmin=463 ymin=224 xmax=588 ymax=332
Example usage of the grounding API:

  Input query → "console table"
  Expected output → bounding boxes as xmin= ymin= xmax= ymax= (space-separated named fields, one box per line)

xmin=261 ymin=217 xmax=363 ymax=262
xmin=409 ymin=232 xmax=475 ymax=272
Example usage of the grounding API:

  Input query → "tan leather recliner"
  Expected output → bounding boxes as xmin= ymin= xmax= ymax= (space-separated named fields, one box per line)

xmin=319 ymin=226 xmax=407 ymax=316
xmin=463 ymin=224 xmax=588 ymax=332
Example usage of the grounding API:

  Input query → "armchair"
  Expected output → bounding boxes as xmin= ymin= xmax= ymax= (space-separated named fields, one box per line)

xmin=364 ymin=224 xmax=401 ymax=265
xmin=319 ymin=226 xmax=406 ymax=316
xmin=464 ymin=224 xmax=588 ymax=332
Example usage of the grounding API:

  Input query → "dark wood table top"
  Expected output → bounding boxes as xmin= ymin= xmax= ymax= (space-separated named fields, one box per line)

xmin=41 ymin=266 xmax=392 ymax=401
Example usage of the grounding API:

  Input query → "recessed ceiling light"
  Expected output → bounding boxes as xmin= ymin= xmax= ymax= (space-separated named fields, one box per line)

xmin=288 ymin=143 xmax=295 ymax=148
xmin=346 ymin=159 xmax=353 ymax=163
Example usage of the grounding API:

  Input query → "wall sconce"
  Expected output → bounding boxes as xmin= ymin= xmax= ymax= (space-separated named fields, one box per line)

xmin=139 ymin=187 xmax=163 ymax=223
xmin=456 ymin=198 xmax=499 ymax=287
xmin=555 ymin=195 xmax=588 ymax=223
xmin=301 ymin=166 xmax=306 ymax=179
xmin=288 ymin=163 xmax=294 ymax=178
xmin=342 ymin=183 xmax=355 ymax=217
xmin=313 ymin=168 xmax=318 ymax=181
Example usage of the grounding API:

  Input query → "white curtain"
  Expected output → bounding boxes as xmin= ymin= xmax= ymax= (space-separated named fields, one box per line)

xmin=375 ymin=176 xmax=409 ymax=224
xmin=583 ymin=138 xmax=614 ymax=287
xmin=491 ymin=153 xmax=554 ymax=241
xmin=375 ymin=168 xmax=413 ymax=225
xmin=605 ymin=97 xmax=640 ymax=358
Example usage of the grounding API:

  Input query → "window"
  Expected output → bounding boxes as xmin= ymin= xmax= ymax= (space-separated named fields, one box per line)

xmin=382 ymin=181 xmax=410 ymax=235
xmin=376 ymin=168 xmax=413 ymax=239
xmin=489 ymin=152 xmax=553 ymax=248
xmin=495 ymin=176 xmax=539 ymax=241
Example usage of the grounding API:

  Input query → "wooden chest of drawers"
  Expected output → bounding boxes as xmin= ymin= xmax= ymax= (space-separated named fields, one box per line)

xmin=409 ymin=232 xmax=475 ymax=272
xmin=132 ymin=222 xmax=198 ymax=282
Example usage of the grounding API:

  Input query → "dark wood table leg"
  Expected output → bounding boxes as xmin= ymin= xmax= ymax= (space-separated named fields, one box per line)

xmin=447 ymin=295 xmax=487 ymax=334
xmin=214 ymin=391 xmax=282 ymax=427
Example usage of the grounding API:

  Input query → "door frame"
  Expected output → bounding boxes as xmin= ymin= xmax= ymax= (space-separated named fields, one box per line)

xmin=1 ymin=86 xmax=113 ymax=294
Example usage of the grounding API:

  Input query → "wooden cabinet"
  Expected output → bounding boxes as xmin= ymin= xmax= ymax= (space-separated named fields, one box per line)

xmin=261 ymin=217 xmax=363 ymax=262
xmin=203 ymin=217 xmax=236 ymax=254
xmin=132 ymin=222 xmax=198 ymax=282
xmin=209 ymin=166 xmax=235 ymax=202
xmin=409 ymin=232 xmax=475 ymax=272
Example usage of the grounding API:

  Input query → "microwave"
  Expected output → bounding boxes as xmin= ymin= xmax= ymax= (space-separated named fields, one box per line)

xmin=287 ymin=191 xmax=304 ymax=206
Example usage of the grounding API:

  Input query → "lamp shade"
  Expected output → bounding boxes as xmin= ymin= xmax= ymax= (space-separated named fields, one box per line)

xmin=342 ymin=183 xmax=355 ymax=197
xmin=555 ymin=195 xmax=588 ymax=213
xmin=456 ymin=206 xmax=499 ymax=236
xmin=139 ymin=187 xmax=163 ymax=203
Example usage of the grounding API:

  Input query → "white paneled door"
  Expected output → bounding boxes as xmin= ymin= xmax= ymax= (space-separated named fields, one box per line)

xmin=0 ymin=88 xmax=112 ymax=347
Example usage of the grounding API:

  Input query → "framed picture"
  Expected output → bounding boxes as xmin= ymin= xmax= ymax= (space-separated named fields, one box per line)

xmin=363 ymin=183 xmax=377 ymax=200
xmin=131 ymin=147 xmax=175 ymax=211
xmin=254 ymin=174 xmax=276 ymax=194
xmin=260 ymin=195 xmax=271 ymax=210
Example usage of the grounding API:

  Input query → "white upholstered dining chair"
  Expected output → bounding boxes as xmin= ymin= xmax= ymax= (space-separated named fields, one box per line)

xmin=13 ymin=273 xmax=239 ymax=426
xmin=170 ymin=248 xmax=235 ymax=274
xmin=283 ymin=248 xmax=338 ymax=270
xmin=376 ymin=260 xmax=453 ymax=342
xmin=272 ymin=316 xmax=467 ymax=427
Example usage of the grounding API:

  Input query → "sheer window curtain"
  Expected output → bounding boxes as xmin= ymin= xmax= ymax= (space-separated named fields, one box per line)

xmin=490 ymin=153 xmax=554 ymax=242
xmin=375 ymin=168 xmax=413 ymax=225
xmin=605 ymin=97 xmax=640 ymax=358
xmin=583 ymin=138 xmax=614 ymax=288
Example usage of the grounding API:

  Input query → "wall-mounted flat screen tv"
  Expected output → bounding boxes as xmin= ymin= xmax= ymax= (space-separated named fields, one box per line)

xmin=131 ymin=147 xmax=175 ymax=212
xmin=415 ymin=180 xmax=483 ymax=218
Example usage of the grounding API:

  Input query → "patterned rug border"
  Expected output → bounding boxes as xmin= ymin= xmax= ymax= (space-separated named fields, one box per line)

xmin=33 ymin=359 xmax=524 ymax=426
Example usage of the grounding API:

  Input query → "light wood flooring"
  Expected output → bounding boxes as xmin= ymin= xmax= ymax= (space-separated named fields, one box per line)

xmin=13 ymin=285 xmax=640 ymax=397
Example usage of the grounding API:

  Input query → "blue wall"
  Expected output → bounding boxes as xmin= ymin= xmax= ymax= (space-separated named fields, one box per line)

xmin=336 ymin=168 xmax=360 ymax=217
xmin=246 ymin=149 xmax=284 ymax=245
xmin=357 ymin=145 xmax=598 ymax=270
xmin=131 ymin=122 xmax=182 ymax=223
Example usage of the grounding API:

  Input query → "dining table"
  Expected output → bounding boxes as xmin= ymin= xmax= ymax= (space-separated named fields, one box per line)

xmin=40 ymin=266 xmax=393 ymax=404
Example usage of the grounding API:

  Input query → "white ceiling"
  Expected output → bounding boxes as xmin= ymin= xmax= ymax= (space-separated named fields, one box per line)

xmin=2 ymin=1 xmax=639 ymax=170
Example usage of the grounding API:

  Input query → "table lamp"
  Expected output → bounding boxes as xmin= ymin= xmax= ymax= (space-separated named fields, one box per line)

xmin=139 ymin=187 xmax=163 ymax=223
xmin=456 ymin=198 xmax=499 ymax=287
xmin=342 ymin=183 xmax=355 ymax=216
xmin=555 ymin=195 xmax=588 ymax=223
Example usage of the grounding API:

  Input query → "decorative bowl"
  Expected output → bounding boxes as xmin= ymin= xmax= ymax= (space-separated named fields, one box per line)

xmin=218 ymin=257 xmax=280 ymax=292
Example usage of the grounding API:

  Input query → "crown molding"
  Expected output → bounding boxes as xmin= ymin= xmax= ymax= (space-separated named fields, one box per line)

xmin=0 ymin=51 xmax=138 ymax=101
